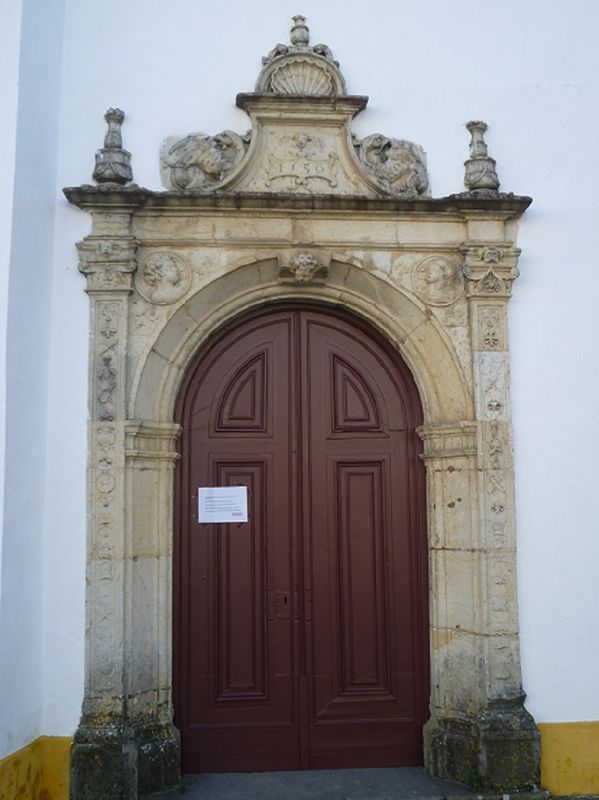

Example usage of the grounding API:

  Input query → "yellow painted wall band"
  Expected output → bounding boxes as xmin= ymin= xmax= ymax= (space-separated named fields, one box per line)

xmin=0 ymin=736 xmax=70 ymax=800
xmin=1 ymin=724 xmax=599 ymax=797
xmin=539 ymin=722 xmax=599 ymax=795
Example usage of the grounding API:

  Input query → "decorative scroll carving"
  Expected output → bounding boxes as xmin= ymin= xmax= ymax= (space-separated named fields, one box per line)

xmin=356 ymin=134 xmax=429 ymax=197
xmin=160 ymin=130 xmax=249 ymax=191
xmin=256 ymin=15 xmax=346 ymax=96
xmin=411 ymin=255 xmax=463 ymax=306
xmin=463 ymin=120 xmax=500 ymax=193
xmin=135 ymin=252 xmax=191 ymax=304
xmin=279 ymin=251 xmax=329 ymax=284
xmin=93 ymin=108 xmax=133 ymax=185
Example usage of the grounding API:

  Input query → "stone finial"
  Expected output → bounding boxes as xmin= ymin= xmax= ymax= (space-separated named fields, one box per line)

xmin=256 ymin=15 xmax=346 ymax=95
xmin=290 ymin=14 xmax=310 ymax=46
xmin=463 ymin=120 xmax=500 ymax=193
xmin=93 ymin=107 xmax=133 ymax=185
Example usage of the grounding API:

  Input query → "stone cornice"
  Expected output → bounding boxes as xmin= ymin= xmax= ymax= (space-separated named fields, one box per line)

xmin=64 ymin=186 xmax=532 ymax=217
xmin=236 ymin=92 xmax=369 ymax=116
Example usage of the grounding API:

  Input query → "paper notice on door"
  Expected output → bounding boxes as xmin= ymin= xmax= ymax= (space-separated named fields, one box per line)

xmin=198 ymin=486 xmax=248 ymax=524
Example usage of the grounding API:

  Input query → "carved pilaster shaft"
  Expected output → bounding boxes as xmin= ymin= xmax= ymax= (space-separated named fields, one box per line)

xmin=419 ymin=423 xmax=486 ymax=715
xmin=464 ymin=241 xmax=523 ymax=702
xmin=76 ymin=233 xmax=136 ymax=718
xmin=123 ymin=422 xmax=181 ymax=721
xmin=73 ymin=233 xmax=180 ymax=799
xmin=421 ymin=242 xmax=541 ymax=792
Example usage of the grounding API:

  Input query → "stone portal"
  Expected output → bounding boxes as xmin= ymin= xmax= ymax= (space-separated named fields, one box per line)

xmin=65 ymin=15 xmax=539 ymax=799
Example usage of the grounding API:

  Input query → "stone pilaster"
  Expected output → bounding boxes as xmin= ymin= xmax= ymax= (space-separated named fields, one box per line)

xmin=71 ymin=214 xmax=181 ymax=799
xmin=422 ymin=240 xmax=540 ymax=792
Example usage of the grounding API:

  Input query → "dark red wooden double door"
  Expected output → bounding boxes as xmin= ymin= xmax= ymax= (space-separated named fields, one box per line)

xmin=174 ymin=307 xmax=428 ymax=773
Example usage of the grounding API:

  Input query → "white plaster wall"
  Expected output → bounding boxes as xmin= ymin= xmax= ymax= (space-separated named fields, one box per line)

xmin=26 ymin=0 xmax=599 ymax=744
xmin=0 ymin=0 xmax=65 ymax=758
xmin=0 ymin=0 xmax=24 ymax=614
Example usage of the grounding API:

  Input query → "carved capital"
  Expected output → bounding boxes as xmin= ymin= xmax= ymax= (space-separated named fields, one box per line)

xmin=461 ymin=244 xmax=520 ymax=298
xmin=279 ymin=250 xmax=330 ymax=284
xmin=77 ymin=236 xmax=138 ymax=293
xmin=125 ymin=420 xmax=181 ymax=462
xmin=417 ymin=422 xmax=478 ymax=460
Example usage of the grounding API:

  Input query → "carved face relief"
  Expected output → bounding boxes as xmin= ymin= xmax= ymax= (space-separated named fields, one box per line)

xmin=291 ymin=252 xmax=319 ymax=283
xmin=136 ymin=252 xmax=191 ymax=305
xmin=412 ymin=256 xmax=464 ymax=306
xmin=279 ymin=251 xmax=329 ymax=284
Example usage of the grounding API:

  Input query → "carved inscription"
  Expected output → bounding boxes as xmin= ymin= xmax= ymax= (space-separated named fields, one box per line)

xmin=265 ymin=134 xmax=339 ymax=189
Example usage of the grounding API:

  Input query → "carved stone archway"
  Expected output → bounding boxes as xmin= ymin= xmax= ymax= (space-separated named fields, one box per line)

xmin=65 ymin=16 xmax=539 ymax=800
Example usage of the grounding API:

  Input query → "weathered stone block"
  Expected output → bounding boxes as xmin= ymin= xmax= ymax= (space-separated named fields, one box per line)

xmin=425 ymin=697 xmax=540 ymax=792
xmin=70 ymin=717 xmax=181 ymax=800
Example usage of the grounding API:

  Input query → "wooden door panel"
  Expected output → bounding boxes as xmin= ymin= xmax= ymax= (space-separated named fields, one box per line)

xmin=210 ymin=461 xmax=267 ymax=704
xmin=303 ymin=312 xmax=426 ymax=766
xmin=177 ymin=314 xmax=298 ymax=771
xmin=336 ymin=459 xmax=390 ymax=696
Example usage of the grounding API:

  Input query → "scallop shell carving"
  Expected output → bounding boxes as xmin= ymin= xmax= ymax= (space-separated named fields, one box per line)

xmin=269 ymin=58 xmax=334 ymax=96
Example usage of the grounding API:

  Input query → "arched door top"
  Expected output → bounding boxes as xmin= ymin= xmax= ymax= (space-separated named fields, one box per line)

xmin=130 ymin=258 xmax=472 ymax=426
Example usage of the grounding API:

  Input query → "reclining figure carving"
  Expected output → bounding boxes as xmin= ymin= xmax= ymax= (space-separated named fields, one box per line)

xmin=356 ymin=133 xmax=429 ymax=197
xmin=160 ymin=130 xmax=249 ymax=191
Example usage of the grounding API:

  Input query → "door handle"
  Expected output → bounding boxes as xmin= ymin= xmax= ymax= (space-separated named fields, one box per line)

xmin=305 ymin=586 xmax=312 ymax=622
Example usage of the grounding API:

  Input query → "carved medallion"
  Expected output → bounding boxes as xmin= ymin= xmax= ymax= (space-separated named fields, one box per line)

xmin=411 ymin=256 xmax=464 ymax=306
xmin=136 ymin=252 xmax=191 ymax=305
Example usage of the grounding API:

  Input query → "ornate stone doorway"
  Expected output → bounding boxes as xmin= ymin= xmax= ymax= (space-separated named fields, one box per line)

xmin=65 ymin=16 xmax=539 ymax=800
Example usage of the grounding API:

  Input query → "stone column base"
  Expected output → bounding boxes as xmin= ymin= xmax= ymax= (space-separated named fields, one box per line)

xmin=70 ymin=715 xmax=181 ymax=800
xmin=424 ymin=697 xmax=540 ymax=792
